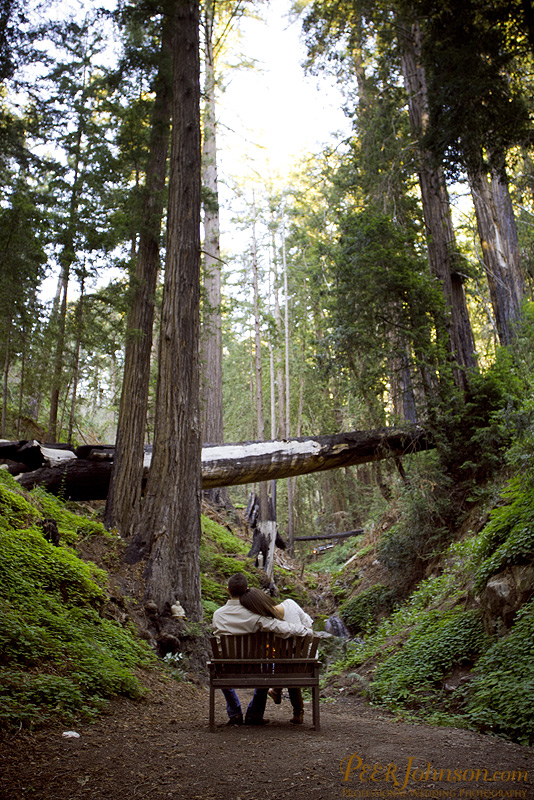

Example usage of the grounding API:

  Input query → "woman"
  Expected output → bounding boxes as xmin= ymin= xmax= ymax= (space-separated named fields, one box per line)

xmin=239 ymin=587 xmax=313 ymax=724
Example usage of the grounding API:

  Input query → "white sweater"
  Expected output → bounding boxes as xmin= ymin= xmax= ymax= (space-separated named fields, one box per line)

xmin=212 ymin=597 xmax=311 ymax=637
xmin=280 ymin=598 xmax=313 ymax=629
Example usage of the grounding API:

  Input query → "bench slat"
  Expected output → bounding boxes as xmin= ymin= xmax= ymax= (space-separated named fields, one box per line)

xmin=209 ymin=633 xmax=321 ymax=731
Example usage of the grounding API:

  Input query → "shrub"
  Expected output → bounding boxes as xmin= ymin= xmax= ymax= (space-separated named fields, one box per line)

xmin=340 ymin=584 xmax=396 ymax=635
xmin=200 ymin=515 xmax=249 ymax=555
xmin=474 ymin=475 xmax=534 ymax=591
xmin=377 ymin=454 xmax=453 ymax=589
xmin=465 ymin=600 xmax=534 ymax=744
xmin=0 ymin=485 xmax=155 ymax=731
xmin=370 ymin=610 xmax=486 ymax=709
xmin=0 ymin=471 xmax=39 ymax=526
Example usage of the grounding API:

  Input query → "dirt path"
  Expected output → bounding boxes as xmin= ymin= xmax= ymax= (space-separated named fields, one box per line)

xmin=1 ymin=672 xmax=532 ymax=800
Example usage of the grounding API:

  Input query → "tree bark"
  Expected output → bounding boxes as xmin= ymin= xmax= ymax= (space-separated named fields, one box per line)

xmin=200 ymin=0 xmax=224 ymax=447
xmin=199 ymin=0 xmax=230 ymax=508
xmin=17 ymin=459 xmax=114 ymax=499
xmin=468 ymin=154 xmax=524 ymax=346
xmin=281 ymin=218 xmax=295 ymax=555
xmin=132 ymin=0 xmax=203 ymax=619
xmin=104 ymin=16 xmax=173 ymax=535
xmin=1 ymin=318 xmax=11 ymax=438
xmin=251 ymin=193 xmax=269 ymax=521
xmin=200 ymin=427 xmax=432 ymax=487
xmin=14 ymin=427 xmax=433 ymax=499
xmin=67 ymin=275 xmax=85 ymax=445
xmin=398 ymin=16 xmax=476 ymax=388
xmin=48 ymin=100 xmax=87 ymax=442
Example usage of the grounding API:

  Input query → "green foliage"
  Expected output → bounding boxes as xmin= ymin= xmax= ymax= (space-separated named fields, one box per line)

xmin=0 ymin=527 xmax=106 ymax=606
xmin=200 ymin=574 xmax=230 ymax=614
xmin=340 ymin=584 xmax=395 ymax=635
xmin=306 ymin=535 xmax=363 ymax=574
xmin=468 ymin=326 xmax=534 ymax=591
xmin=0 ymin=471 xmax=112 ymax=546
xmin=0 ymin=671 xmax=91 ymax=729
xmin=474 ymin=474 xmax=534 ymax=591
xmin=370 ymin=610 xmax=486 ymax=708
xmin=464 ymin=600 xmax=534 ymax=745
xmin=431 ymin=357 xmax=521 ymax=485
xmin=420 ymin=0 xmax=531 ymax=178
xmin=0 ymin=471 xmax=39 ymax=526
xmin=200 ymin=515 xmax=249 ymax=555
xmin=377 ymin=452 xmax=454 ymax=589
xmin=209 ymin=553 xmax=250 ymax=579
xmin=326 ymin=446 xmax=534 ymax=743
xmin=332 ymin=534 xmax=485 ymax=677
xmin=330 ymin=209 xmax=444 ymax=406
xmin=199 ymin=514 xmax=258 ymax=618
xmin=0 ymin=482 xmax=156 ymax=731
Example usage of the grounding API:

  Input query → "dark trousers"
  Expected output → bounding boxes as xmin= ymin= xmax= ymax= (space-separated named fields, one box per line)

xmin=222 ymin=688 xmax=268 ymax=721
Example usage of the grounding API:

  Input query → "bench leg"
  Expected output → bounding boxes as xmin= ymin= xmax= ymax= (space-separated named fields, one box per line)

xmin=209 ymin=684 xmax=216 ymax=731
xmin=312 ymin=685 xmax=320 ymax=731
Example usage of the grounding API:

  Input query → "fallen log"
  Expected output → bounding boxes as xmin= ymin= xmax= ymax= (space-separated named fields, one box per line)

xmin=200 ymin=427 xmax=432 ymax=488
xmin=15 ymin=427 xmax=433 ymax=500
xmin=17 ymin=460 xmax=115 ymax=500
xmin=0 ymin=439 xmax=76 ymax=469
xmin=294 ymin=529 xmax=364 ymax=542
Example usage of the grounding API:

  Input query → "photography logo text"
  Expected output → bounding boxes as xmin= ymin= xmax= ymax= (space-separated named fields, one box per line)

xmin=339 ymin=753 xmax=529 ymax=798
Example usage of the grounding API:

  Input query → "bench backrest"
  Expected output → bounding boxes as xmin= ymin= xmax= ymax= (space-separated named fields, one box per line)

xmin=209 ymin=632 xmax=320 ymax=676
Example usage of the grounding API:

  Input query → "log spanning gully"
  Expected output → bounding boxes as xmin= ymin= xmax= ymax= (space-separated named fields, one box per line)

xmin=0 ymin=427 xmax=433 ymax=502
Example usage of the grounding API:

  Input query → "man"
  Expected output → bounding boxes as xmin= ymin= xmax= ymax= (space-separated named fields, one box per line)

xmin=212 ymin=573 xmax=312 ymax=726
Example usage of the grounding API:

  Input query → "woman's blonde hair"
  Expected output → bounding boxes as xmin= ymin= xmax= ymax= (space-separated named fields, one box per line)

xmin=239 ymin=587 xmax=283 ymax=619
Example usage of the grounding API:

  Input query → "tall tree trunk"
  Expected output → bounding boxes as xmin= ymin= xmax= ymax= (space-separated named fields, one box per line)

xmin=281 ymin=216 xmax=295 ymax=554
xmin=47 ymin=273 xmax=69 ymax=442
xmin=133 ymin=0 xmax=202 ymax=619
xmin=270 ymin=221 xmax=285 ymax=439
xmin=251 ymin=194 xmax=269 ymax=521
xmin=398 ymin=17 xmax=476 ymax=389
xmin=104 ymin=17 xmax=173 ymax=534
xmin=268 ymin=266 xmax=278 ymax=544
xmin=67 ymin=274 xmax=85 ymax=445
xmin=200 ymin=0 xmax=224 ymax=447
xmin=468 ymin=153 xmax=524 ymax=346
xmin=1 ymin=319 xmax=11 ymax=437
xmin=199 ymin=0 xmax=230 ymax=508
xmin=16 ymin=321 xmax=27 ymax=438
xmin=47 ymin=105 xmax=86 ymax=442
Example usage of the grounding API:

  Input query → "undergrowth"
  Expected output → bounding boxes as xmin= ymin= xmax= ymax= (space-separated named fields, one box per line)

xmin=327 ymin=446 xmax=534 ymax=743
xmin=200 ymin=516 xmax=258 ymax=617
xmin=369 ymin=609 xmax=486 ymax=709
xmin=474 ymin=474 xmax=534 ymax=591
xmin=0 ymin=471 xmax=155 ymax=732
xmin=464 ymin=599 xmax=534 ymax=745
xmin=199 ymin=515 xmax=312 ymax=615
xmin=339 ymin=584 xmax=396 ymax=635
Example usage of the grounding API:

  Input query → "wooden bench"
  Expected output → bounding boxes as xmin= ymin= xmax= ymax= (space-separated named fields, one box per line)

xmin=208 ymin=632 xmax=321 ymax=731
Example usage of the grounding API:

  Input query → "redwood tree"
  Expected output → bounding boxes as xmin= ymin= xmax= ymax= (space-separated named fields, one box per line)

xmin=104 ymin=7 xmax=173 ymax=535
xmin=133 ymin=0 xmax=203 ymax=619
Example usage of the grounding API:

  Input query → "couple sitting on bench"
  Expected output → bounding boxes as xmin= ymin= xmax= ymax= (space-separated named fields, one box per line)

xmin=212 ymin=573 xmax=314 ymax=726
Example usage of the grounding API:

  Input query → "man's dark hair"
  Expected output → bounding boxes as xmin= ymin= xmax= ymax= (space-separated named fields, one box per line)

xmin=227 ymin=573 xmax=248 ymax=597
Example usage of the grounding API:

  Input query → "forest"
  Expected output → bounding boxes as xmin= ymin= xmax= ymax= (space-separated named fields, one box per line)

xmin=1 ymin=0 xmax=534 ymax=759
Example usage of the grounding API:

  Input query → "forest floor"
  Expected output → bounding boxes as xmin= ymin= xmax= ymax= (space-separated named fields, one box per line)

xmin=1 ymin=668 xmax=532 ymax=800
